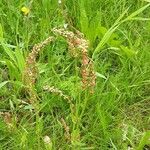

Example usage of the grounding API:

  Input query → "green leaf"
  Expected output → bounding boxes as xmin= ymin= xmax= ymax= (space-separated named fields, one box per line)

xmin=123 ymin=3 xmax=150 ymax=22
xmin=80 ymin=1 xmax=88 ymax=35
xmin=93 ymin=7 xmax=129 ymax=56
xmin=0 ymin=42 xmax=16 ymax=63
xmin=143 ymin=0 xmax=150 ymax=2
xmin=120 ymin=45 xmax=137 ymax=58
xmin=9 ymin=99 xmax=15 ymax=110
xmin=0 ymin=23 xmax=3 ymax=38
xmin=24 ymin=105 xmax=34 ymax=110
xmin=0 ymin=81 xmax=8 ymax=89
xmin=5 ymin=59 xmax=20 ymax=80
xmin=136 ymin=131 xmax=150 ymax=150
xmin=98 ymin=26 xmax=108 ymax=36
xmin=92 ymin=4 xmax=150 ymax=59
xmin=128 ymin=17 xmax=150 ymax=21
xmin=93 ymin=24 xmax=120 ymax=58
xmin=37 ymin=63 xmax=48 ymax=74
xmin=87 ymin=11 xmax=101 ymax=45
xmin=15 ymin=47 xmax=25 ymax=73
xmin=96 ymin=72 xmax=107 ymax=80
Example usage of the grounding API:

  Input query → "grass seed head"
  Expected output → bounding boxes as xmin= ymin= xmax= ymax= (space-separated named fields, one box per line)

xmin=43 ymin=85 xmax=72 ymax=104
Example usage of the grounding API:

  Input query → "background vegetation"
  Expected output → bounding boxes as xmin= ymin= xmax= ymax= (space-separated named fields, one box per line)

xmin=0 ymin=0 xmax=150 ymax=149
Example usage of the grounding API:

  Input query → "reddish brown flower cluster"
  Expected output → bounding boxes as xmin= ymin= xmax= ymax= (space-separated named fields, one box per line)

xmin=0 ymin=112 xmax=13 ymax=129
xmin=52 ymin=28 xmax=79 ymax=57
xmin=88 ymin=61 xmax=96 ymax=93
xmin=23 ymin=37 xmax=54 ymax=103
xmin=52 ymin=28 xmax=96 ymax=93
xmin=24 ymin=37 xmax=54 ymax=86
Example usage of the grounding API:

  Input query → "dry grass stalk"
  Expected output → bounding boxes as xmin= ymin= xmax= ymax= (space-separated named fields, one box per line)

xmin=43 ymin=85 xmax=71 ymax=102
xmin=52 ymin=28 xmax=96 ymax=93
xmin=60 ymin=118 xmax=71 ymax=142
xmin=0 ymin=112 xmax=13 ymax=128
xmin=43 ymin=85 xmax=74 ymax=108
xmin=43 ymin=85 xmax=75 ymax=118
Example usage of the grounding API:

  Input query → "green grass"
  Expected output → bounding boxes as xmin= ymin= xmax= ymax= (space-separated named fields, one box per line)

xmin=0 ymin=0 xmax=150 ymax=149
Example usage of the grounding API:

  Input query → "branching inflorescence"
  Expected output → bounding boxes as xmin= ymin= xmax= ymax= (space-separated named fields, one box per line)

xmin=52 ymin=28 xmax=96 ymax=93
xmin=23 ymin=36 xmax=54 ymax=103
xmin=23 ymin=28 xmax=96 ymax=105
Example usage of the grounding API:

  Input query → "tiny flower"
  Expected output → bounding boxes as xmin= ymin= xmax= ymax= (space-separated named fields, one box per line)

xmin=43 ymin=135 xmax=51 ymax=144
xmin=43 ymin=136 xmax=52 ymax=149
xmin=64 ymin=23 xmax=68 ymax=29
xmin=21 ymin=6 xmax=30 ymax=15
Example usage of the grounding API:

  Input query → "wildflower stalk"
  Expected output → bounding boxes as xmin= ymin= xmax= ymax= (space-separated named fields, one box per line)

xmin=52 ymin=28 xmax=96 ymax=93
xmin=23 ymin=36 xmax=54 ymax=149
xmin=23 ymin=36 xmax=54 ymax=105
xmin=52 ymin=28 xmax=96 ymax=146
xmin=43 ymin=85 xmax=76 ymax=143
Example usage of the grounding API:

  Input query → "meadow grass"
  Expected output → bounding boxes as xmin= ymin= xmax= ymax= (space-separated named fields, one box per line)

xmin=0 ymin=0 xmax=150 ymax=149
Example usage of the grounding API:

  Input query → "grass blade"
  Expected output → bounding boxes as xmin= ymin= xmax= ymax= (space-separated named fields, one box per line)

xmin=123 ymin=3 xmax=150 ymax=21
xmin=92 ymin=4 xmax=150 ymax=59
xmin=0 ymin=81 xmax=8 ymax=89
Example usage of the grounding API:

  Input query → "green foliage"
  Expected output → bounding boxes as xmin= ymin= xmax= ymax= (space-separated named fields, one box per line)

xmin=137 ymin=131 xmax=150 ymax=150
xmin=0 ymin=81 xmax=8 ymax=89
xmin=0 ymin=0 xmax=150 ymax=149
